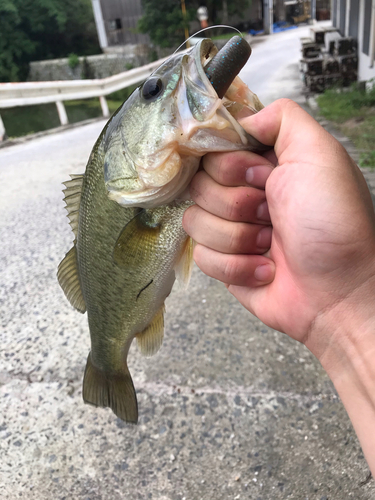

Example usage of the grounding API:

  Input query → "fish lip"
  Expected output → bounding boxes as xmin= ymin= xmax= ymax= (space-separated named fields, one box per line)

xmin=192 ymin=38 xmax=220 ymax=96
xmin=192 ymin=38 xmax=245 ymax=99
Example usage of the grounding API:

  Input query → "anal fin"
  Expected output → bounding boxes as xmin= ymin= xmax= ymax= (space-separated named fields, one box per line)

xmin=82 ymin=354 xmax=138 ymax=424
xmin=136 ymin=306 xmax=165 ymax=357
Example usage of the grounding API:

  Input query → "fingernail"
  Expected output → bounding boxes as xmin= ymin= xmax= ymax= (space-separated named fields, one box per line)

xmin=246 ymin=167 xmax=254 ymax=183
xmin=246 ymin=165 xmax=273 ymax=188
xmin=254 ymin=263 xmax=274 ymax=283
xmin=257 ymin=201 xmax=270 ymax=221
xmin=256 ymin=226 xmax=272 ymax=249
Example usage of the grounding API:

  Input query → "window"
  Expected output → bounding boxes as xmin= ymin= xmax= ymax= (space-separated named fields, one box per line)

xmin=109 ymin=18 xmax=122 ymax=31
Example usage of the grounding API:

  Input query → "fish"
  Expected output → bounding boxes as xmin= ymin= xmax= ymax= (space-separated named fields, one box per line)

xmin=57 ymin=36 xmax=266 ymax=423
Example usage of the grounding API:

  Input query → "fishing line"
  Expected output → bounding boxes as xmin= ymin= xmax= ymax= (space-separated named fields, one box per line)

xmin=173 ymin=25 xmax=243 ymax=54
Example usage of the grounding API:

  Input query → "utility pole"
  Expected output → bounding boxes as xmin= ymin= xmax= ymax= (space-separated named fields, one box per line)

xmin=222 ymin=0 xmax=229 ymax=24
xmin=91 ymin=0 xmax=108 ymax=50
xmin=311 ymin=0 xmax=317 ymax=23
xmin=263 ymin=0 xmax=273 ymax=34
xmin=181 ymin=0 xmax=190 ymax=48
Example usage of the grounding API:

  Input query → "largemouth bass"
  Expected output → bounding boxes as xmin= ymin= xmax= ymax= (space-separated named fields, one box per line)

xmin=58 ymin=36 xmax=265 ymax=423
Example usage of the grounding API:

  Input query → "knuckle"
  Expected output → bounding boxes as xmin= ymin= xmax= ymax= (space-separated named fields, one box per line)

xmin=225 ymin=189 xmax=250 ymax=221
xmin=225 ymin=193 xmax=244 ymax=220
xmin=223 ymin=256 xmax=242 ymax=283
xmin=216 ymin=154 xmax=233 ymax=184
xmin=226 ymin=200 xmax=241 ymax=221
xmin=182 ymin=205 xmax=198 ymax=232
xmin=277 ymin=97 xmax=299 ymax=111
xmin=229 ymin=224 xmax=248 ymax=253
xmin=189 ymin=172 xmax=206 ymax=203
xmin=192 ymin=243 xmax=205 ymax=268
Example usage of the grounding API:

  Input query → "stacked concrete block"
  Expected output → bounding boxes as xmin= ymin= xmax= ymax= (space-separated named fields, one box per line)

xmin=325 ymin=31 xmax=343 ymax=54
xmin=300 ymin=28 xmax=358 ymax=93
xmin=301 ymin=37 xmax=321 ymax=59
xmin=310 ymin=26 xmax=340 ymax=46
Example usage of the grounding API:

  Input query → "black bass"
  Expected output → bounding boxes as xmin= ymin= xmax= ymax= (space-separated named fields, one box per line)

xmin=58 ymin=36 xmax=265 ymax=423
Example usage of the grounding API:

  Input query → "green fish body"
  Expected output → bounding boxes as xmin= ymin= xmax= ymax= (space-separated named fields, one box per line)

xmin=58 ymin=39 xmax=264 ymax=423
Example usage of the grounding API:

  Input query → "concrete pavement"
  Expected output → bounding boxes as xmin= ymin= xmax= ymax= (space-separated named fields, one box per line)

xmin=1 ymin=23 xmax=375 ymax=500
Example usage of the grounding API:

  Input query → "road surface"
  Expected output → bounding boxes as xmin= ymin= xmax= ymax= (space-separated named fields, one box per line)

xmin=1 ymin=23 xmax=374 ymax=500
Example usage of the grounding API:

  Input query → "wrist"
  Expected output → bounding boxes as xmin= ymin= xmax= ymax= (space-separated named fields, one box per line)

xmin=306 ymin=277 xmax=375 ymax=383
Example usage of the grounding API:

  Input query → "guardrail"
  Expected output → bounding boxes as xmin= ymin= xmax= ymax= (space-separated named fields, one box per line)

xmin=0 ymin=53 xmax=176 ymax=141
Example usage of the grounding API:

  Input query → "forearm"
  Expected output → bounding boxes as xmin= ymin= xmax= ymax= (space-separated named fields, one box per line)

xmin=335 ymin=365 xmax=375 ymax=476
xmin=309 ymin=290 xmax=375 ymax=475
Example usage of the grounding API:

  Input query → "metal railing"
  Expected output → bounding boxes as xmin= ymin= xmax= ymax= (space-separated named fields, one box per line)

xmin=0 ymin=54 xmax=174 ymax=141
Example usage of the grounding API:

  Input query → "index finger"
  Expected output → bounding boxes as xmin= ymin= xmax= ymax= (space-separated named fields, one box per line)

xmin=203 ymin=150 xmax=275 ymax=189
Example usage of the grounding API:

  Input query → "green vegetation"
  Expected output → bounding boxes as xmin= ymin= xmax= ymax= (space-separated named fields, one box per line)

xmin=1 ymin=104 xmax=61 ymax=137
xmin=68 ymin=53 xmax=80 ymax=70
xmin=317 ymin=84 xmax=375 ymax=168
xmin=211 ymin=31 xmax=247 ymax=41
xmin=138 ymin=0 xmax=193 ymax=49
xmin=1 ymin=87 xmax=138 ymax=138
xmin=138 ymin=0 xmax=251 ymax=48
xmin=1 ymin=99 xmax=103 ymax=138
xmin=65 ymin=99 xmax=102 ymax=123
xmin=0 ymin=0 xmax=100 ymax=82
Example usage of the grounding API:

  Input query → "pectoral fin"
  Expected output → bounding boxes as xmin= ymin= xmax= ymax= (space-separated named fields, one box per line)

xmin=113 ymin=210 xmax=161 ymax=268
xmin=136 ymin=305 xmax=165 ymax=357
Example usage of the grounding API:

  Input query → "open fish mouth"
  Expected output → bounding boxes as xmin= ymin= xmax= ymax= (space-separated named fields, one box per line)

xmin=199 ymin=35 xmax=252 ymax=99
xmin=104 ymin=36 xmax=267 ymax=209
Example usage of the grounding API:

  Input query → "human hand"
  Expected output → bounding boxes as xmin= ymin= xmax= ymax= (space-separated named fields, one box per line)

xmin=183 ymin=99 xmax=375 ymax=361
xmin=183 ymin=98 xmax=375 ymax=474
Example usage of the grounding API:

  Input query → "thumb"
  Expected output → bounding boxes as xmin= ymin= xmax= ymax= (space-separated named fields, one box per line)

xmin=240 ymin=99 xmax=344 ymax=167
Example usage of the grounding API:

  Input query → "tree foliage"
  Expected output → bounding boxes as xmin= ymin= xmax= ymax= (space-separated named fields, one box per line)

xmin=138 ymin=0 xmax=251 ymax=48
xmin=138 ymin=0 xmax=194 ymax=49
xmin=204 ymin=0 xmax=252 ymax=25
xmin=0 ymin=0 xmax=100 ymax=82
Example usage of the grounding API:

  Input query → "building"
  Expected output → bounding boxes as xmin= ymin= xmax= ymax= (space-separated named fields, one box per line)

xmin=331 ymin=0 xmax=375 ymax=81
xmin=91 ymin=0 xmax=149 ymax=50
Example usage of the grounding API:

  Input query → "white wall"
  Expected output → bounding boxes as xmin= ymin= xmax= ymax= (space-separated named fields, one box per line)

xmin=358 ymin=52 xmax=375 ymax=81
xmin=358 ymin=0 xmax=375 ymax=81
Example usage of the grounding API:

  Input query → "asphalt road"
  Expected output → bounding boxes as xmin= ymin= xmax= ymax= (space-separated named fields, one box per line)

xmin=1 ymin=23 xmax=374 ymax=500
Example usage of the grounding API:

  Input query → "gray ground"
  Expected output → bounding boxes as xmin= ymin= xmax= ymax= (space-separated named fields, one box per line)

xmin=1 ymin=23 xmax=375 ymax=500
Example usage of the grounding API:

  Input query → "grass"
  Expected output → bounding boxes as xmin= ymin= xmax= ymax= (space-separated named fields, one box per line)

xmin=1 ymin=85 xmax=138 ymax=139
xmin=317 ymin=84 xmax=375 ymax=167
xmin=210 ymin=31 xmax=246 ymax=41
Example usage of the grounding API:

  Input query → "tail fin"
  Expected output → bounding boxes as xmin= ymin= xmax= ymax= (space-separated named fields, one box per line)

xmin=82 ymin=354 xmax=138 ymax=424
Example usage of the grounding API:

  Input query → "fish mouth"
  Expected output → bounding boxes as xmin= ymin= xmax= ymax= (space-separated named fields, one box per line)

xmin=105 ymin=37 xmax=267 ymax=209
xmin=196 ymin=36 xmax=252 ymax=99
xmin=193 ymin=36 xmax=264 ymax=114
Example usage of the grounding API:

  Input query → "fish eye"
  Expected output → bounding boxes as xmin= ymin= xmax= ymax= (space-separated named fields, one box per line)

xmin=142 ymin=77 xmax=163 ymax=100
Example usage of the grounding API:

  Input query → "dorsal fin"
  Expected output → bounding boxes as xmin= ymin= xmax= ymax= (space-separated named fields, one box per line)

xmin=63 ymin=174 xmax=84 ymax=238
xmin=57 ymin=245 xmax=86 ymax=313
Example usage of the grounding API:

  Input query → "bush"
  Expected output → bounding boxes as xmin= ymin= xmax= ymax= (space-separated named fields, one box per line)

xmin=68 ymin=53 xmax=80 ymax=70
